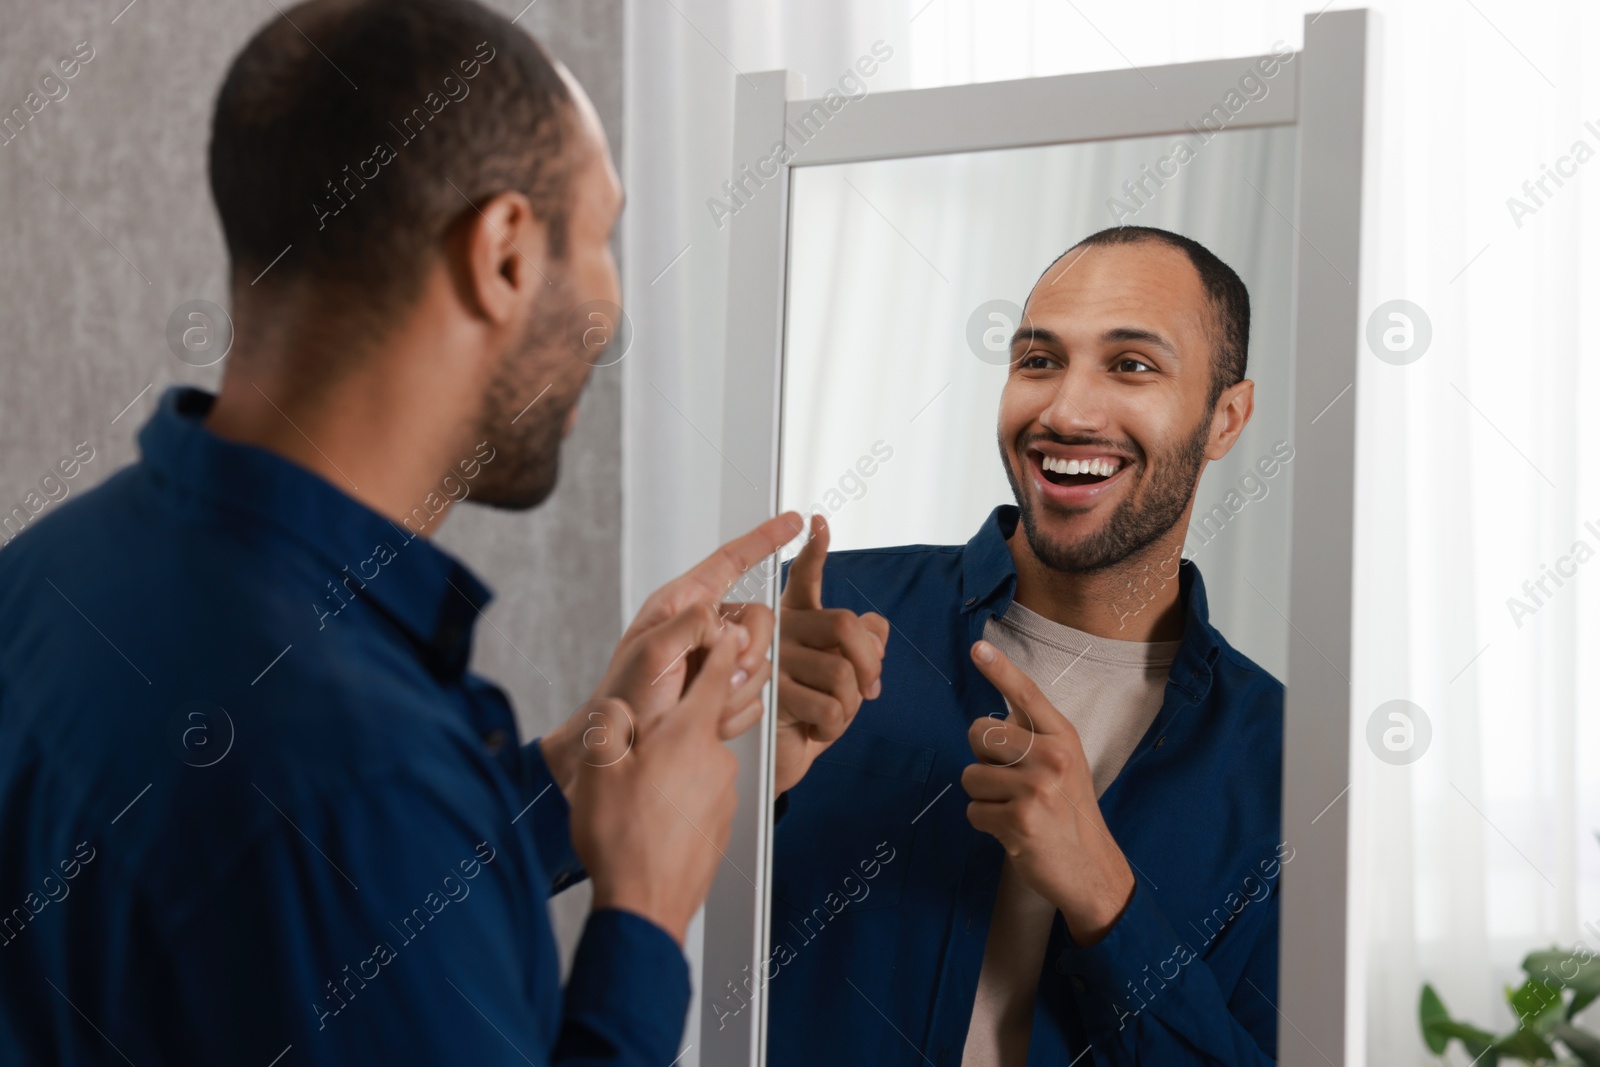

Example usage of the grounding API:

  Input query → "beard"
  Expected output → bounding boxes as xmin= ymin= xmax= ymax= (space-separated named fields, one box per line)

xmin=468 ymin=280 xmax=590 ymax=511
xmin=999 ymin=413 xmax=1210 ymax=574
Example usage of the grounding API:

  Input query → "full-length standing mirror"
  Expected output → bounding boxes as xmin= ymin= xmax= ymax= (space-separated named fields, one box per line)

xmin=710 ymin=10 xmax=1372 ymax=1066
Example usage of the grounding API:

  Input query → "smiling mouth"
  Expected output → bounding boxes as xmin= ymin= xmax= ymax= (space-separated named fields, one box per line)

xmin=1032 ymin=450 xmax=1128 ymax=488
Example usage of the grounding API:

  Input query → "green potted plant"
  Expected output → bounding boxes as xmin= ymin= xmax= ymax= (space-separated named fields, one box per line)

xmin=1420 ymin=949 xmax=1600 ymax=1064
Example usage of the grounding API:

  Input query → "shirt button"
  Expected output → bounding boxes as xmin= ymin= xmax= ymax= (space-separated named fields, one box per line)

xmin=483 ymin=728 xmax=510 ymax=755
xmin=964 ymin=596 xmax=977 ymax=607
xmin=1155 ymin=735 xmax=1167 ymax=748
xmin=1070 ymin=975 xmax=1086 ymax=992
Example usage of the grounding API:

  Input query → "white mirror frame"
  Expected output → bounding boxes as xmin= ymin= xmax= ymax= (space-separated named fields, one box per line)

xmin=708 ymin=11 xmax=1375 ymax=1066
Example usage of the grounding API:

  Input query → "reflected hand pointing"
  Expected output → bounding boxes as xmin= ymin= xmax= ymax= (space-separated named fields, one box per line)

xmin=774 ymin=512 xmax=889 ymax=796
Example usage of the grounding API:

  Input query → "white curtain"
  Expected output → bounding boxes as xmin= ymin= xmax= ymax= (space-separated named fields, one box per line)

xmin=623 ymin=1 xmax=1600 ymax=1063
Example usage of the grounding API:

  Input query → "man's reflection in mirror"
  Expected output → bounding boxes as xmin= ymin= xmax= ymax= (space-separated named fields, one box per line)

xmin=764 ymin=227 xmax=1287 ymax=1066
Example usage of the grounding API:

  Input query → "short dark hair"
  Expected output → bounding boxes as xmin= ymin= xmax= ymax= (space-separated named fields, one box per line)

xmin=209 ymin=0 xmax=575 ymax=324
xmin=1044 ymin=226 xmax=1250 ymax=407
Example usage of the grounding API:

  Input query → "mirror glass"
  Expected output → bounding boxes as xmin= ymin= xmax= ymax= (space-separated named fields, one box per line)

xmin=766 ymin=124 xmax=1299 ymax=1062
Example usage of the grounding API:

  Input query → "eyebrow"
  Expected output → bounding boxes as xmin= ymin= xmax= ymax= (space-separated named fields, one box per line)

xmin=1010 ymin=324 xmax=1179 ymax=360
xmin=1010 ymin=325 xmax=1061 ymax=348
xmin=1103 ymin=326 xmax=1179 ymax=360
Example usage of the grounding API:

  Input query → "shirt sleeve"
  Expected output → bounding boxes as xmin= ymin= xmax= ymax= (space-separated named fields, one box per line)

xmin=556 ymin=908 xmax=693 ymax=1064
xmin=1051 ymin=877 xmax=1279 ymax=1065
xmin=522 ymin=737 xmax=589 ymax=893
xmin=141 ymin=768 xmax=689 ymax=1067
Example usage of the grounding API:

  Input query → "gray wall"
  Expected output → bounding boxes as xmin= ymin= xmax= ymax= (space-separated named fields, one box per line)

xmin=0 ymin=0 xmax=622 ymax=966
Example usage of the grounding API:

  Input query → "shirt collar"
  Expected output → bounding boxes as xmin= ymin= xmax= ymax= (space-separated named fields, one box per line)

xmin=138 ymin=386 xmax=493 ymax=676
xmin=959 ymin=503 xmax=1222 ymax=701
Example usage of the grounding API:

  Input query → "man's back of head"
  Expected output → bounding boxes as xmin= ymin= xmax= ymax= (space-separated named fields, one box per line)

xmin=202 ymin=0 xmax=624 ymax=519
xmin=210 ymin=0 xmax=574 ymax=348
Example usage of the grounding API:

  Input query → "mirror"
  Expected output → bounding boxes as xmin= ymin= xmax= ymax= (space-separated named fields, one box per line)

xmin=710 ymin=14 xmax=1368 ymax=1065
xmin=765 ymin=125 xmax=1298 ymax=1066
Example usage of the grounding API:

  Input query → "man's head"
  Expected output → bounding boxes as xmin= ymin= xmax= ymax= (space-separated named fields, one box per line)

xmin=997 ymin=226 xmax=1255 ymax=574
xmin=209 ymin=0 xmax=622 ymax=510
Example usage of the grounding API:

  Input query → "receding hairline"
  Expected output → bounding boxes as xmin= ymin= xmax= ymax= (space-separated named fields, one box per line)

xmin=1025 ymin=235 xmax=1241 ymax=396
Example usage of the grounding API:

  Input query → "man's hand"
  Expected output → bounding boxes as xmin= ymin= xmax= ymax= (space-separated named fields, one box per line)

xmin=541 ymin=513 xmax=801 ymax=795
xmin=618 ymin=511 xmax=802 ymax=648
xmin=774 ymin=513 xmax=889 ymax=796
xmin=570 ymin=622 xmax=749 ymax=946
xmin=961 ymin=639 xmax=1135 ymax=946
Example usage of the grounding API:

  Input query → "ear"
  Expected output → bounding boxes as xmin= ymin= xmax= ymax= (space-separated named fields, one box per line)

xmin=451 ymin=190 xmax=552 ymax=327
xmin=1205 ymin=378 xmax=1254 ymax=460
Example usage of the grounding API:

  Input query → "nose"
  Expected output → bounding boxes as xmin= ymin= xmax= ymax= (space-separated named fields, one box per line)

xmin=1039 ymin=365 xmax=1106 ymax=437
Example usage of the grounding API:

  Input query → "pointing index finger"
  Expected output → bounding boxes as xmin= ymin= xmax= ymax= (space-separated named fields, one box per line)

xmin=688 ymin=511 xmax=805 ymax=600
xmin=780 ymin=512 xmax=829 ymax=611
xmin=970 ymin=639 xmax=1068 ymax=735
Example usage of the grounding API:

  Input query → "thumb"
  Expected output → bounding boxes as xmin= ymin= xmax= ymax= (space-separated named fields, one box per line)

xmin=780 ymin=512 xmax=829 ymax=611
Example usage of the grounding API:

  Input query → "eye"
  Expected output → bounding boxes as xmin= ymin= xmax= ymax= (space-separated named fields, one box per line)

xmin=1015 ymin=350 xmax=1056 ymax=370
xmin=1116 ymin=356 xmax=1155 ymax=373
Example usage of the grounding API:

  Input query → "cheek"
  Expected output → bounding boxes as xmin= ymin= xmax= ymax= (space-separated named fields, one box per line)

xmin=996 ymin=382 xmax=1041 ymax=443
xmin=569 ymin=226 xmax=620 ymax=305
xmin=594 ymin=249 xmax=621 ymax=307
xmin=1120 ymin=393 xmax=1192 ymax=460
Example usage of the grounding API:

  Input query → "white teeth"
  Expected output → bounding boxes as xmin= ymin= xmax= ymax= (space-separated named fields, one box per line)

xmin=1041 ymin=454 xmax=1120 ymax=477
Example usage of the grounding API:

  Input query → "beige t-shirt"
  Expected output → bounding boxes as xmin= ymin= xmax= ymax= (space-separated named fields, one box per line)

xmin=960 ymin=601 xmax=1179 ymax=1067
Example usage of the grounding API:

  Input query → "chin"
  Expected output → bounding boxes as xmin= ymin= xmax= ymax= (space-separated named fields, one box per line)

xmin=471 ymin=465 xmax=560 ymax=512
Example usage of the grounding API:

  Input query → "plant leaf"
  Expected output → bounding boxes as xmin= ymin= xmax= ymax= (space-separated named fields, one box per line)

xmin=1570 ymin=990 xmax=1598 ymax=1021
xmin=1420 ymin=984 xmax=1452 ymax=1055
xmin=1509 ymin=977 xmax=1568 ymax=1035
xmin=1492 ymin=1025 xmax=1557 ymax=1061
xmin=1525 ymin=949 xmax=1600 ymax=997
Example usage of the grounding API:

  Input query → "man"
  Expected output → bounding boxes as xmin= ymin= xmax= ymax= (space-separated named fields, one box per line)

xmin=0 ymin=2 xmax=804 ymax=1063
xmin=768 ymin=227 xmax=1287 ymax=1065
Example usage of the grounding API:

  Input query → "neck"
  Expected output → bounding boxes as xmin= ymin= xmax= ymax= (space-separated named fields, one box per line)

xmin=203 ymin=287 xmax=486 ymax=534
xmin=1006 ymin=521 xmax=1187 ymax=643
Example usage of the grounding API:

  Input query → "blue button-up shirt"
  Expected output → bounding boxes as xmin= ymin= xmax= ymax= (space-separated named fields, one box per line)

xmin=0 ymin=387 xmax=688 ymax=1065
xmin=765 ymin=504 xmax=1284 ymax=1065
